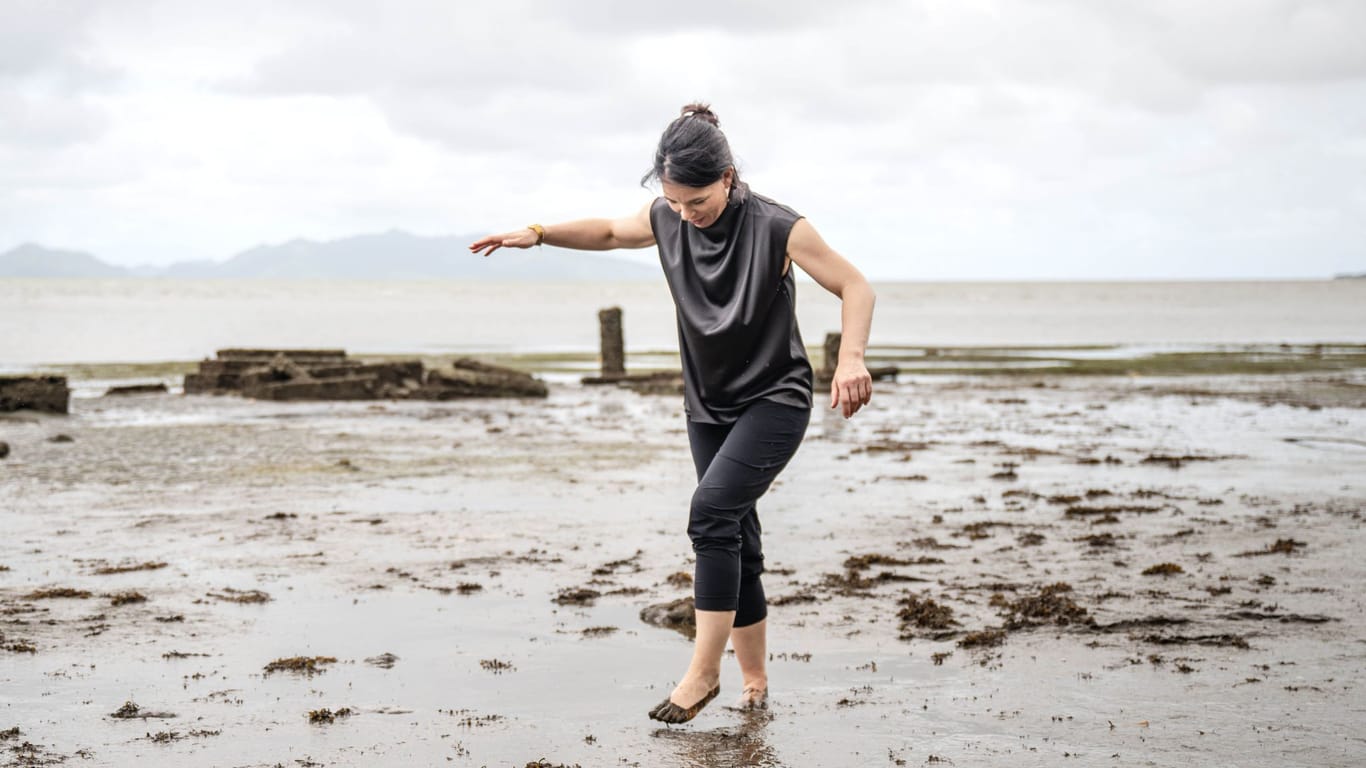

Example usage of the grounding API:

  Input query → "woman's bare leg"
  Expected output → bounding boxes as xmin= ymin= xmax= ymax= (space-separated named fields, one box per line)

xmin=729 ymin=618 xmax=768 ymax=707
xmin=666 ymin=608 xmax=733 ymax=705
xmin=649 ymin=609 xmax=732 ymax=722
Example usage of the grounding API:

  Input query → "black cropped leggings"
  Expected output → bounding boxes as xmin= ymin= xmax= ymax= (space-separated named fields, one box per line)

xmin=685 ymin=400 xmax=810 ymax=627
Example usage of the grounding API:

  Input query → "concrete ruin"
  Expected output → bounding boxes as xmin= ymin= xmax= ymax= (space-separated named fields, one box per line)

xmin=104 ymin=383 xmax=169 ymax=397
xmin=185 ymin=349 xmax=546 ymax=401
xmin=581 ymin=306 xmax=685 ymax=394
xmin=0 ymin=376 xmax=70 ymax=415
xmin=598 ymin=307 xmax=626 ymax=378
xmin=423 ymin=359 xmax=549 ymax=399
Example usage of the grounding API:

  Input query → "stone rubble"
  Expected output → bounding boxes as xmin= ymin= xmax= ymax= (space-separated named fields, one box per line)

xmin=0 ymin=376 xmax=70 ymax=414
xmin=184 ymin=349 xmax=546 ymax=401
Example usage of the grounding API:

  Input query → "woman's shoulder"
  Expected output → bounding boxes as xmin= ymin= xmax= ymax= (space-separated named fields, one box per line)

xmin=649 ymin=196 xmax=675 ymax=226
xmin=745 ymin=190 xmax=801 ymax=223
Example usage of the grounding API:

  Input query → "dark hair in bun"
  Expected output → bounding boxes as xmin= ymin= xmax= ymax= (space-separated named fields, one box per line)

xmin=641 ymin=102 xmax=740 ymax=190
xmin=679 ymin=102 xmax=720 ymax=127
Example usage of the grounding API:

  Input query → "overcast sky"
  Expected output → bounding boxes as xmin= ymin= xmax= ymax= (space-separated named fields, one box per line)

xmin=2 ymin=0 xmax=1364 ymax=280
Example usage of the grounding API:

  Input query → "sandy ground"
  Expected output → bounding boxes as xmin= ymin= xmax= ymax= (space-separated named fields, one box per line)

xmin=1 ymin=373 xmax=1364 ymax=768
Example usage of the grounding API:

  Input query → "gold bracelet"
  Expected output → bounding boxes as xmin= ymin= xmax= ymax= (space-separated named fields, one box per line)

xmin=527 ymin=223 xmax=545 ymax=246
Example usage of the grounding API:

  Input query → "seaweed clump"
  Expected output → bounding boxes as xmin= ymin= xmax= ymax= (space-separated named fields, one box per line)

xmin=2 ymin=635 xmax=37 ymax=654
xmin=25 ymin=587 xmax=93 ymax=600
xmin=553 ymin=588 xmax=600 ymax=606
xmin=957 ymin=629 xmax=1006 ymax=648
xmin=148 ymin=731 xmax=181 ymax=743
xmin=1234 ymin=539 xmax=1306 ymax=557
xmin=896 ymin=594 xmax=958 ymax=640
xmin=843 ymin=554 xmax=944 ymax=570
xmin=308 ymin=707 xmax=355 ymax=724
xmin=480 ymin=659 xmax=514 ymax=674
xmin=263 ymin=656 xmax=337 ymax=676
xmin=109 ymin=701 xmax=176 ymax=719
xmin=999 ymin=582 xmax=1091 ymax=630
xmin=820 ymin=565 xmax=927 ymax=595
xmin=1141 ymin=454 xmax=1229 ymax=469
xmin=94 ymin=561 xmax=167 ymax=575
xmin=207 ymin=588 xmax=271 ymax=604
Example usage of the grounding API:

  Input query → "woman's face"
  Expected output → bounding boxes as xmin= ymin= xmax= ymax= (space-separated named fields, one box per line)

xmin=661 ymin=169 xmax=733 ymax=229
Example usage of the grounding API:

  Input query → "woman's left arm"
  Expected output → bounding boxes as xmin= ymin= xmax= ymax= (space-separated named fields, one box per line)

xmin=786 ymin=218 xmax=877 ymax=419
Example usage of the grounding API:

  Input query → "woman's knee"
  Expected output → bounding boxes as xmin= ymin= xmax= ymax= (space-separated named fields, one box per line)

xmin=688 ymin=484 xmax=741 ymax=541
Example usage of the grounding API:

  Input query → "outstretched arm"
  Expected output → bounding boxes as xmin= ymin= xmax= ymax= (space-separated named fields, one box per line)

xmin=469 ymin=201 xmax=656 ymax=257
xmin=786 ymin=218 xmax=876 ymax=419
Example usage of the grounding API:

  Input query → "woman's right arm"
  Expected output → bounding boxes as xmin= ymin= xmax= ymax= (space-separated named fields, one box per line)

xmin=469 ymin=201 xmax=656 ymax=257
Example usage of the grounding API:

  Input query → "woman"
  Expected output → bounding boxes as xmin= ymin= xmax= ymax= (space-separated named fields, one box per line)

xmin=470 ymin=103 xmax=875 ymax=724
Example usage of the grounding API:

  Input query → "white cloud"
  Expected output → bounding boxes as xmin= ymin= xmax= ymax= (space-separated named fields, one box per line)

xmin=0 ymin=0 xmax=1363 ymax=277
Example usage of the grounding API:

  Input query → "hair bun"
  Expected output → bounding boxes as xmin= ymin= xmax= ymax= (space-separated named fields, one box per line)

xmin=680 ymin=102 xmax=720 ymax=127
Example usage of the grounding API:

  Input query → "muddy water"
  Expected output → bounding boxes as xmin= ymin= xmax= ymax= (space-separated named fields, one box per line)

xmin=1 ymin=375 xmax=1364 ymax=767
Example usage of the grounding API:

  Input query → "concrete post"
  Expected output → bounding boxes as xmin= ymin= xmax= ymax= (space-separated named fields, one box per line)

xmin=823 ymin=332 xmax=842 ymax=379
xmin=598 ymin=307 xmax=626 ymax=379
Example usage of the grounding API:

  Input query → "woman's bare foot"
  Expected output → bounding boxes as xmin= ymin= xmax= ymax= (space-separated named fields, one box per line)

xmin=648 ymin=671 xmax=721 ymax=724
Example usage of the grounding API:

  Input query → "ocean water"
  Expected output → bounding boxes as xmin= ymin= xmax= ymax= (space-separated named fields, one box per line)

xmin=1 ymin=278 xmax=1364 ymax=367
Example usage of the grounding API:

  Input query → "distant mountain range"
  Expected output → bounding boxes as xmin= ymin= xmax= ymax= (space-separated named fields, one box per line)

xmin=0 ymin=230 xmax=659 ymax=280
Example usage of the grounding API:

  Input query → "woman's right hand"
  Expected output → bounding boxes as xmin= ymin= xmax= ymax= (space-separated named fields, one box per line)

xmin=469 ymin=227 xmax=539 ymax=257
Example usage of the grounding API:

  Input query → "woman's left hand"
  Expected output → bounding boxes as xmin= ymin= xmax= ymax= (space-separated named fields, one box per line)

xmin=830 ymin=360 xmax=873 ymax=419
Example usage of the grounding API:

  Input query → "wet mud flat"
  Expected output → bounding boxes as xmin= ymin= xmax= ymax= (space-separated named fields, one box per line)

xmin=1 ymin=371 xmax=1364 ymax=767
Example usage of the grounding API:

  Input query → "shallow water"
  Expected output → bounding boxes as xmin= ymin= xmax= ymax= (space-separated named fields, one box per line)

xmin=3 ymin=279 xmax=1365 ymax=368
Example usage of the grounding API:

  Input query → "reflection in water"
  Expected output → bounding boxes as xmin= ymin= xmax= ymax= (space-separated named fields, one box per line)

xmin=651 ymin=711 xmax=780 ymax=768
xmin=596 ymin=398 xmax=628 ymax=420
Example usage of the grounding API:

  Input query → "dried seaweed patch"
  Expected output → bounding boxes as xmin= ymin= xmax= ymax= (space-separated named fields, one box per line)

xmin=958 ymin=629 xmax=1006 ymax=648
xmin=843 ymin=554 xmax=945 ymax=570
xmin=25 ymin=587 xmax=92 ymax=600
xmin=93 ymin=561 xmax=167 ymax=575
xmin=1234 ymin=538 xmax=1306 ymax=557
xmin=308 ymin=707 xmax=355 ymax=724
xmin=553 ymin=587 xmax=600 ymax=606
xmin=264 ymin=656 xmax=337 ymax=676
xmin=897 ymin=594 xmax=959 ymax=639
xmin=109 ymin=701 xmax=176 ymax=719
xmin=206 ymin=588 xmax=271 ymax=604
xmin=1000 ymin=582 xmax=1091 ymax=629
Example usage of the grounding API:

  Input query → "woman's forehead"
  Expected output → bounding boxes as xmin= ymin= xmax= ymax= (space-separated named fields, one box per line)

xmin=661 ymin=178 xmax=720 ymax=197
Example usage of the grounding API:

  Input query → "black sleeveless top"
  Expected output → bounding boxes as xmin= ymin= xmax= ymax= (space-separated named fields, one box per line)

xmin=650 ymin=183 xmax=814 ymax=424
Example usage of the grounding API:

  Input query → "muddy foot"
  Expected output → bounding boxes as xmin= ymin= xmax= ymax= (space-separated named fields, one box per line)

xmin=729 ymin=685 xmax=768 ymax=711
xmin=648 ymin=680 xmax=720 ymax=724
